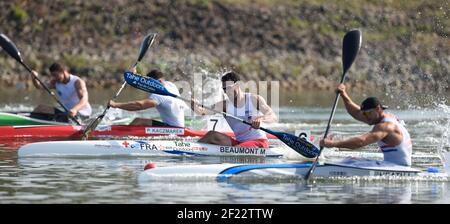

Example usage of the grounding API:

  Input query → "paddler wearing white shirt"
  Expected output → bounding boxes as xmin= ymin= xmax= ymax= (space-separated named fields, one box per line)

xmin=191 ymin=71 xmax=278 ymax=148
xmin=109 ymin=69 xmax=188 ymax=127
xmin=31 ymin=62 xmax=92 ymax=122
xmin=320 ymin=83 xmax=413 ymax=166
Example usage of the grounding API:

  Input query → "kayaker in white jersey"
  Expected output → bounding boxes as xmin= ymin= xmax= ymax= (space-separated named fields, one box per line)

xmin=191 ymin=71 xmax=278 ymax=148
xmin=320 ymin=83 xmax=413 ymax=166
xmin=109 ymin=69 xmax=188 ymax=127
xmin=31 ymin=63 xmax=92 ymax=122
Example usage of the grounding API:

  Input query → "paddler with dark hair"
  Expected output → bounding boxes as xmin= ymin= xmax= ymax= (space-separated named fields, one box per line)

xmin=320 ymin=83 xmax=413 ymax=166
xmin=31 ymin=62 xmax=92 ymax=122
xmin=109 ymin=69 xmax=188 ymax=127
xmin=191 ymin=71 xmax=278 ymax=148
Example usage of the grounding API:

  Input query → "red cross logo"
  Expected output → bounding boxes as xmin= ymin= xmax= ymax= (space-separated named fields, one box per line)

xmin=122 ymin=141 xmax=130 ymax=148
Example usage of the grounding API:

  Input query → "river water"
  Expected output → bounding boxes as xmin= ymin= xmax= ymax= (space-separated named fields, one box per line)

xmin=0 ymin=87 xmax=449 ymax=204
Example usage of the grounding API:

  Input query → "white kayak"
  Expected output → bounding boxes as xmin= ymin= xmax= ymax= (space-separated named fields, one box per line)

xmin=17 ymin=140 xmax=285 ymax=158
xmin=138 ymin=157 xmax=450 ymax=182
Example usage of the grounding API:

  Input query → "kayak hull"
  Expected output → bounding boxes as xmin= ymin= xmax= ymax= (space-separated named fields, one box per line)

xmin=0 ymin=112 xmax=69 ymax=126
xmin=138 ymin=158 xmax=430 ymax=182
xmin=0 ymin=111 xmax=135 ymax=126
xmin=17 ymin=140 xmax=285 ymax=158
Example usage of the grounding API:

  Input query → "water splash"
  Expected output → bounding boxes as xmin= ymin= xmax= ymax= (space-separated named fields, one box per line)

xmin=0 ymin=104 xmax=34 ymax=112
xmin=434 ymin=102 xmax=450 ymax=170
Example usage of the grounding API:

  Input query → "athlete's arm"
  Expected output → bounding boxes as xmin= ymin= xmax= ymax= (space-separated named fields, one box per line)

xmin=253 ymin=95 xmax=278 ymax=123
xmin=30 ymin=70 xmax=55 ymax=89
xmin=109 ymin=99 xmax=157 ymax=111
xmin=338 ymin=84 xmax=367 ymax=123
xmin=69 ymin=79 xmax=89 ymax=116
xmin=245 ymin=95 xmax=277 ymax=129
xmin=190 ymin=99 xmax=220 ymax=116
xmin=320 ymin=124 xmax=389 ymax=149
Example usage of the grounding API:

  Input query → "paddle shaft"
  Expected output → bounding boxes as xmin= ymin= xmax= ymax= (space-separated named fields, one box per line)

xmin=122 ymin=70 xmax=321 ymax=157
xmin=98 ymin=60 xmax=140 ymax=114
xmin=0 ymin=33 xmax=81 ymax=125
xmin=103 ymin=61 xmax=142 ymax=106
xmin=177 ymin=95 xmax=276 ymax=135
xmin=82 ymin=34 xmax=157 ymax=139
xmin=82 ymin=72 xmax=136 ymax=140
xmin=180 ymin=95 xmax=320 ymax=157
xmin=20 ymin=55 xmax=82 ymax=125
xmin=99 ymin=61 xmax=140 ymax=114
xmin=305 ymin=30 xmax=362 ymax=181
xmin=304 ymin=78 xmax=345 ymax=180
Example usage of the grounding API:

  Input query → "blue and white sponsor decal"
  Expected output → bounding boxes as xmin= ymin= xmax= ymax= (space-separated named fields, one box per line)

xmin=122 ymin=140 xmax=159 ymax=151
xmin=124 ymin=72 xmax=178 ymax=97
xmin=280 ymin=133 xmax=320 ymax=158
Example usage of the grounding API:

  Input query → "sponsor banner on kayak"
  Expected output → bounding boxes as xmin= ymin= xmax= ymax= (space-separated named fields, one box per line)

xmin=121 ymin=140 xmax=160 ymax=150
xmin=369 ymin=171 xmax=417 ymax=177
xmin=96 ymin=125 xmax=112 ymax=131
xmin=162 ymin=141 xmax=208 ymax=152
xmin=145 ymin=127 xmax=185 ymax=135
xmin=220 ymin=146 xmax=266 ymax=156
xmin=118 ymin=140 xmax=268 ymax=156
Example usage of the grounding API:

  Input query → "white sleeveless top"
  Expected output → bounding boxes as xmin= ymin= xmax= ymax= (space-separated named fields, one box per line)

xmin=224 ymin=93 xmax=267 ymax=142
xmin=377 ymin=116 xmax=412 ymax=166
xmin=55 ymin=74 xmax=92 ymax=117
xmin=148 ymin=81 xmax=187 ymax=127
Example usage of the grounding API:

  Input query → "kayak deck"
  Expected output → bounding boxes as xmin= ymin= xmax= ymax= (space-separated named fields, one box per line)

xmin=0 ymin=111 xmax=133 ymax=126
xmin=0 ymin=124 xmax=278 ymax=139
xmin=17 ymin=139 xmax=285 ymax=158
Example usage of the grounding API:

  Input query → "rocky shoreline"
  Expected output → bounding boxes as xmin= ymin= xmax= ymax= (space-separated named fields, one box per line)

xmin=0 ymin=0 xmax=448 ymax=94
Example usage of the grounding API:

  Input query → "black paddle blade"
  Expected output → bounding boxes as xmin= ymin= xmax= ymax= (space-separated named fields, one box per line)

xmin=274 ymin=131 xmax=320 ymax=158
xmin=137 ymin=33 xmax=157 ymax=62
xmin=0 ymin=33 xmax=24 ymax=63
xmin=342 ymin=30 xmax=362 ymax=77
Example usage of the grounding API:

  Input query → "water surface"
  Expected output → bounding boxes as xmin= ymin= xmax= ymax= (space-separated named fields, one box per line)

xmin=0 ymin=87 xmax=449 ymax=204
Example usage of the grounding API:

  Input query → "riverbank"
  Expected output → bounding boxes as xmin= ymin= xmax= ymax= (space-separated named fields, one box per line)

xmin=1 ymin=0 xmax=448 ymax=93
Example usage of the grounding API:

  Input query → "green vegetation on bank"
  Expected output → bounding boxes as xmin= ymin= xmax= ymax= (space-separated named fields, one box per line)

xmin=0 ymin=0 xmax=448 ymax=93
